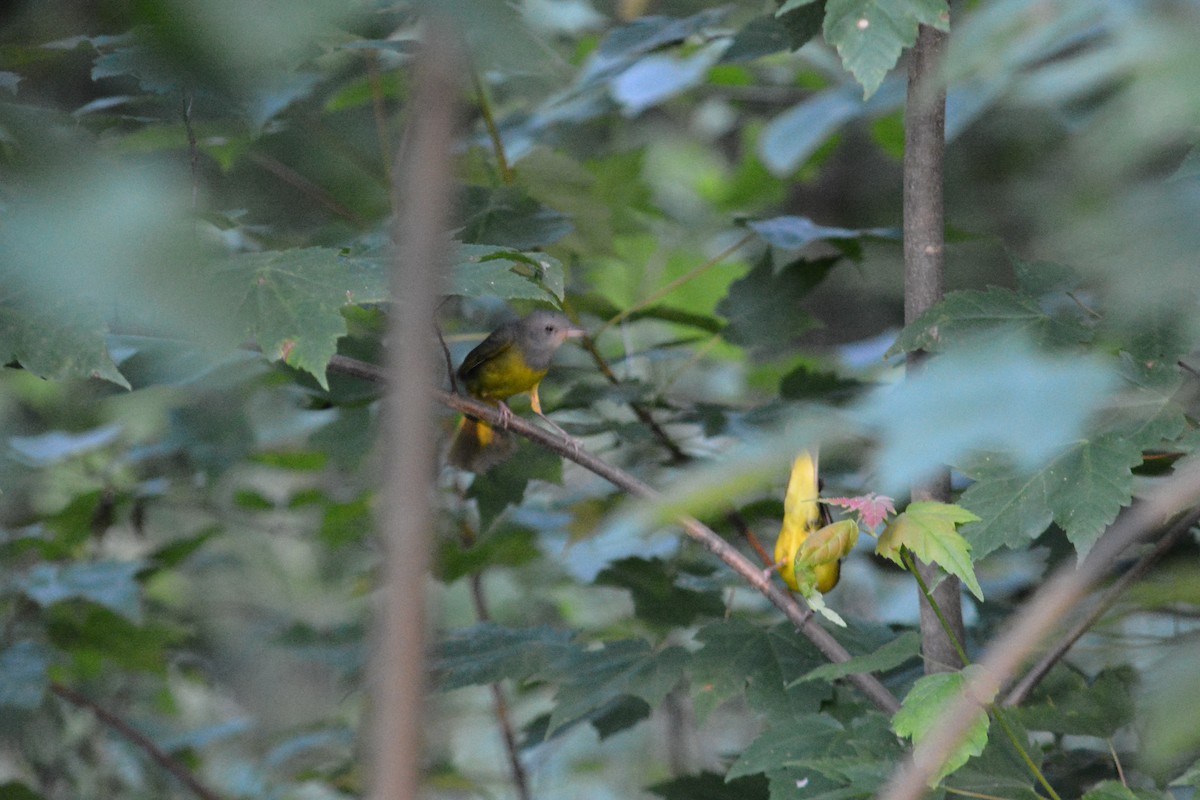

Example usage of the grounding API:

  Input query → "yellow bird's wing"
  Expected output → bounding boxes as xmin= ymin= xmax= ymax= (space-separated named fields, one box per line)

xmin=776 ymin=450 xmax=840 ymax=593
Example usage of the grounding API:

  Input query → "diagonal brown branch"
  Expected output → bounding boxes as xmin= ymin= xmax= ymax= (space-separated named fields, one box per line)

xmin=50 ymin=683 xmax=223 ymax=800
xmin=1002 ymin=507 xmax=1200 ymax=706
xmin=327 ymin=352 xmax=902 ymax=714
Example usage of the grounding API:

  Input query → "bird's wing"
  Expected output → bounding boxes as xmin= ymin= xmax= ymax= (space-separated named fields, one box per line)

xmin=457 ymin=325 xmax=516 ymax=381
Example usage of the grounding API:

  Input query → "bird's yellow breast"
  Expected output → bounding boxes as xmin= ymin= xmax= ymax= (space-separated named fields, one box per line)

xmin=463 ymin=345 xmax=548 ymax=402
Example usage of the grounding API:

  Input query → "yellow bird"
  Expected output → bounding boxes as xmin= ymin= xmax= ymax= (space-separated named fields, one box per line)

xmin=776 ymin=450 xmax=840 ymax=594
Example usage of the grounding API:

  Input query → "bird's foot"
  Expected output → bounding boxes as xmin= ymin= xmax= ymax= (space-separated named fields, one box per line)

xmin=537 ymin=413 xmax=583 ymax=458
xmin=496 ymin=401 xmax=514 ymax=429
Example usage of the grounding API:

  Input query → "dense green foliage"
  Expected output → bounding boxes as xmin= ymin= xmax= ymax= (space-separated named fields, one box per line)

xmin=3 ymin=1 xmax=1200 ymax=799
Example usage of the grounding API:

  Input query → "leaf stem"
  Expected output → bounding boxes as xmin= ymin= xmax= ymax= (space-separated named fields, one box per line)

xmin=50 ymin=683 xmax=223 ymax=800
xmin=594 ymin=233 xmax=754 ymax=336
xmin=902 ymin=548 xmax=1062 ymax=800
xmin=472 ymin=67 xmax=514 ymax=185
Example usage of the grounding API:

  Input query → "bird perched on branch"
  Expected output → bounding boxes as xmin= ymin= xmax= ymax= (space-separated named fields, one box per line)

xmin=447 ymin=310 xmax=585 ymax=472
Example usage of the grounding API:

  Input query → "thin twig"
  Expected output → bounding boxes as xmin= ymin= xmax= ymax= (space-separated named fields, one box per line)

xmin=466 ymin=573 xmax=533 ymax=800
xmin=366 ymin=50 xmax=393 ymax=188
xmin=181 ymin=91 xmax=199 ymax=212
xmin=1003 ymin=507 xmax=1200 ymax=706
xmin=247 ymin=152 xmax=367 ymax=227
xmin=50 ymin=683 xmax=223 ymax=800
xmin=326 ymin=352 xmax=902 ymax=715
xmin=596 ymin=234 xmax=753 ymax=336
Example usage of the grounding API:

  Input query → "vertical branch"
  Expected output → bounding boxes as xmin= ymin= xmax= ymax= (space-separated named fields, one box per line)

xmin=367 ymin=23 xmax=462 ymax=800
xmin=903 ymin=24 xmax=964 ymax=675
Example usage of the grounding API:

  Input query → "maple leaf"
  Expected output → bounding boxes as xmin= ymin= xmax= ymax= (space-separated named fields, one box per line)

xmin=825 ymin=493 xmax=896 ymax=530
xmin=876 ymin=502 xmax=984 ymax=600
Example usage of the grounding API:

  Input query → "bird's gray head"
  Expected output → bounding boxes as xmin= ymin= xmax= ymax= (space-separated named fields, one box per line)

xmin=515 ymin=310 xmax=585 ymax=369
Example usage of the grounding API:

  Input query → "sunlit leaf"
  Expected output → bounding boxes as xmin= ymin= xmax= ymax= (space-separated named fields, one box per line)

xmin=797 ymin=519 xmax=859 ymax=565
xmin=877 ymin=502 xmax=984 ymax=600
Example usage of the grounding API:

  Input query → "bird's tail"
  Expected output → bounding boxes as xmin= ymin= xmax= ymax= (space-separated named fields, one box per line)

xmin=447 ymin=416 xmax=518 ymax=472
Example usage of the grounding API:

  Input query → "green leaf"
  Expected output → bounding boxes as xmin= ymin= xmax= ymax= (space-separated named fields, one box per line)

xmin=648 ymin=771 xmax=768 ymax=800
xmin=716 ymin=254 xmax=833 ymax=357
xmin=795 ymin=630 xmax=921 ymax=684
xmin=727 ymin=714 xmax=844 ymax=779
xmin=1010 ymin=256 xmax=1082 ymax=296
xmin=0 ymin=781 xmax=44 ymax=800
xmin=594 ymin=558 xmax=725 ymax=627
xmin=0 ymin=642 xmax=50 ymax=710
xmin=889 ymin=287 xmax=1091 ymax=356
xmin=892 ymin=666 xmax=992 ymax=786
xmin=724 ymin=16 xmax=795 ymax=63
xmin=824 ymin=0 xmax=950 ymax=99
xmin=1083 ymin=782 xmax=1141 ymax=800
xmin=213 ymin=248 xmax=390 ymax=389
xmin=435 ymin=527 xmax=540 ymax=582
xmin=431 ymin=624 xmax=578 ymax=690
xmin=47 ymin=606 xmax=183 ymax=674
xmin=780 ymin=364 xmax=862 ymax=401
xmin=449 ymin=244 xmax=564 ymax=304
xmin=580 ymin=10 xmax=727 ymax=89
xmin=459 ymin=186 xmax=573 ymax=249
xmin=0 ymin=299 xmax=129 ymax=389
xmin=467 ymin=438 xmax=563 ymax=532
xmin=876 ymin=502 xmax=984 ymax=600
xmin=689 ymin=619 xmax=831 ymax=724
xmin=1102 ymin=355 xmax=1187 ymax=450
xmin=778 ymin=1 xmax=827 ymax=50
xmin=19 ymin=561 xmax=143 ymax=624
xmin=547 ymin=640 xmax=688 ymax=735
xmin=1010 ymin=666 xmax=1134 ymax=737
xmin=957 ymin=434 xmax=1144 ymax=559
xmin=862 ymin=336 xmax=1119 ymax=494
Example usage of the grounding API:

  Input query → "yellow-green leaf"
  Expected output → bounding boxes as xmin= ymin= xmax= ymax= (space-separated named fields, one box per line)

xmin=877 ymin=502 xmax=984 ymax=600
xmin=797 ymin=519 xmax=860 ymax=566
xmin=892 ymin=666 xmax=992 ymax=786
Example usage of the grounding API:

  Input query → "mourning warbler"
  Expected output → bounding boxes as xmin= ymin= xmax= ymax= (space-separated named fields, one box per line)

xmin=776 ymin=449 xmax=840 ymax=594
xmin=448 ymin=310 xmax=585 ymax=472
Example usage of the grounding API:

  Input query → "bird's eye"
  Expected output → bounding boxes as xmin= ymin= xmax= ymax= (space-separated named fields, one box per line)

xmin=545 ymin=325 xmax=554 ymax=333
